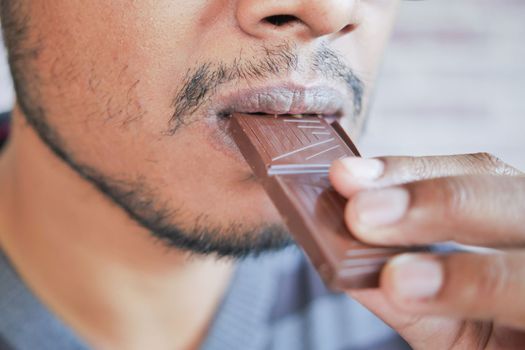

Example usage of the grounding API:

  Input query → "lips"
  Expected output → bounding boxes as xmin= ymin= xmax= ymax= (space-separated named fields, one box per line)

xmin=203 ymin=83 xmax=354 ymax=163
xmin=211 ymin=84 xmax=348 ymax=121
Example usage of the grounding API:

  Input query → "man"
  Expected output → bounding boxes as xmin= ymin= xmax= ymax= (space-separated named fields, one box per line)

xmin=0 ymin=0 xmax=524 ymax=349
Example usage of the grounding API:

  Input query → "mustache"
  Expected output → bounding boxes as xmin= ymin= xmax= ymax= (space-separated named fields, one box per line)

xmin=168 ymin=42 xmax=364 ymax=134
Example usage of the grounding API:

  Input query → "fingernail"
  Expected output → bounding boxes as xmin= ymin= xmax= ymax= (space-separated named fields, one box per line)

xmin=340 ymin=158 xmax=384 ymax=180
xmin=388 ymin=255 xmax=444 ymax=300
xmin=353 ymin=187 xmax=409 ymax=227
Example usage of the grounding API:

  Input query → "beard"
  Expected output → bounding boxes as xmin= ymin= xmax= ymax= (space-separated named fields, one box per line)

xmin=1 ymin=2 xmax=362 ymax=259
xmin=6 ymin=107 xmax=296 ymax=258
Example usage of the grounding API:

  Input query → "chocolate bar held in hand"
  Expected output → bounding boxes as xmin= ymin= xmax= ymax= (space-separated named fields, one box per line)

xmin=230 ymin=113 xmax=412 ymax=290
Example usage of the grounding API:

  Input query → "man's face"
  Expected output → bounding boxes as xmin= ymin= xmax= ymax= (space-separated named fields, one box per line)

xmin=1 ymin=0 xmax=399 ymax=257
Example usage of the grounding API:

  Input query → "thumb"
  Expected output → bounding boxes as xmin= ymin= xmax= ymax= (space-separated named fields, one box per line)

xmin=348 ymin=290 xmax=464 ymax=350
xmin=380 ymin=252 xmax=525 ymax=329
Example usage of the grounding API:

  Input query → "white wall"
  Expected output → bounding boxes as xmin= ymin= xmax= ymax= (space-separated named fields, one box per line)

xmin=361 ymin=0 xmax=525 ymax=170
xmin=0 ymin=33 xmax=14 ymax=112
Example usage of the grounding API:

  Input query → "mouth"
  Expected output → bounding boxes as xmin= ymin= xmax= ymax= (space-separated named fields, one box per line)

xmin=203 ymin=83 xmax=355 ymax=165
xmin=212 ymin=84 xmax=349 ymax=124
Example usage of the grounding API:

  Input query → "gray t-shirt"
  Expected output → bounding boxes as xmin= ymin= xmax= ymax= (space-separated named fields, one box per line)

xmin=0 ymin=247 xmax=410 ymax=350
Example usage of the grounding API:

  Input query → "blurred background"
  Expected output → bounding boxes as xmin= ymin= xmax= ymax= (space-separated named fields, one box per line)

xmin=1 ymin=0 xmax=524 ymax=168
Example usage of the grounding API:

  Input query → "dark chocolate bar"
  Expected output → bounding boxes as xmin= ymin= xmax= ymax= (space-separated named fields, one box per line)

xmin=230 ymin=113 xmax=411 ymax=290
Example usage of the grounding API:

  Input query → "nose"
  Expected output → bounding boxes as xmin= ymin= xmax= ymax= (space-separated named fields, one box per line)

xmin=236 ymin=0 xmax=359 ymax=40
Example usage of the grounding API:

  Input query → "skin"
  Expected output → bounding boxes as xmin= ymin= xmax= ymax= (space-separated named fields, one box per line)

xmin=0 ymin=0 xmax=399 ymax=349
xmin=3 ymin=0 xmax=523 ymax=349
xmin=330 ymin=154 xmax=525 ymax=349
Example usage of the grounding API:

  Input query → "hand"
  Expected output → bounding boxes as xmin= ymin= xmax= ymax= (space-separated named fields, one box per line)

xmin=329 ymin=153 xmax=525 ymax=349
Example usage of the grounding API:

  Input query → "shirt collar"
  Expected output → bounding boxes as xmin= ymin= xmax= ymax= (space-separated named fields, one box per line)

xmin=0 ymin=249 xmax=89 ymax=350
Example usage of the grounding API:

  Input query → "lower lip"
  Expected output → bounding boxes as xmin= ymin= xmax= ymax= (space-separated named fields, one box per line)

xmin=204 ymin=116 xmax=246 ymax=162
xmin=205 ymin=113 xmax=340 ymax=162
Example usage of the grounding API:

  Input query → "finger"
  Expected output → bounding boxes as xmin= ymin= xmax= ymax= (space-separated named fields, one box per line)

xmin=381 ymin=252 xmax=525 ymax=330
xmin=348 ymin=290 xmax=469 ymax=350
xmin=345 ymin=175 xmax=525 ymax=247
xmin=330 ymin=153 xmax=522 ymax=198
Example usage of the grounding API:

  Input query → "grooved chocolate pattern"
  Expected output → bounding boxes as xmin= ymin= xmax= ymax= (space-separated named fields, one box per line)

xmin=230 ymin=114 xmax=410 ymax=290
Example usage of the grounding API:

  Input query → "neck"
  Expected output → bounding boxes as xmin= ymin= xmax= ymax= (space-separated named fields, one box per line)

xmin=0 ymin=108 xmax=234 ymax=350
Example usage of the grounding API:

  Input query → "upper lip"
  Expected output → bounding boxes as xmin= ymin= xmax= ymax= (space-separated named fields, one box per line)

xmin=210 ymin=83 xmax=349 ymax=118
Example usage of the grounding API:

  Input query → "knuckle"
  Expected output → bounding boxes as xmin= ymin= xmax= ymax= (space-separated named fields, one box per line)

xmin=470 ymin=152 xmax=521 ymax=176
xmin=475 ymin=255 xmax=509 ymax=300
xmin=407 ymin=156 xmax=436 ymax=181
xmin=438 ymin=178 xmax=473 ymax=221
xmin=452 ymin=255 xmax=510 ymax=315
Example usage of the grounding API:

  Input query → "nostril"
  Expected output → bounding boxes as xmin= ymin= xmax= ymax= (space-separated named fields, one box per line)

xmin=263 ymin=14 xmax=300 ymax=27
xmin=340 ymin=23 xmax=358 ymax=34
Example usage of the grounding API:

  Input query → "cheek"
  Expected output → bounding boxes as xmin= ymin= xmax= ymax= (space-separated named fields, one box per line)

xmin=331 ymin=2 xmax=398 ymax=135
xmin=29 ymin=0 xmax=241 ymax=158
xmin=28 ymin=1 xmax=204 ymax=134
xmin=334 ymin=1 xmax=399 ymax=77
xmin=20 ymin=2 xmax=283 ymax=226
